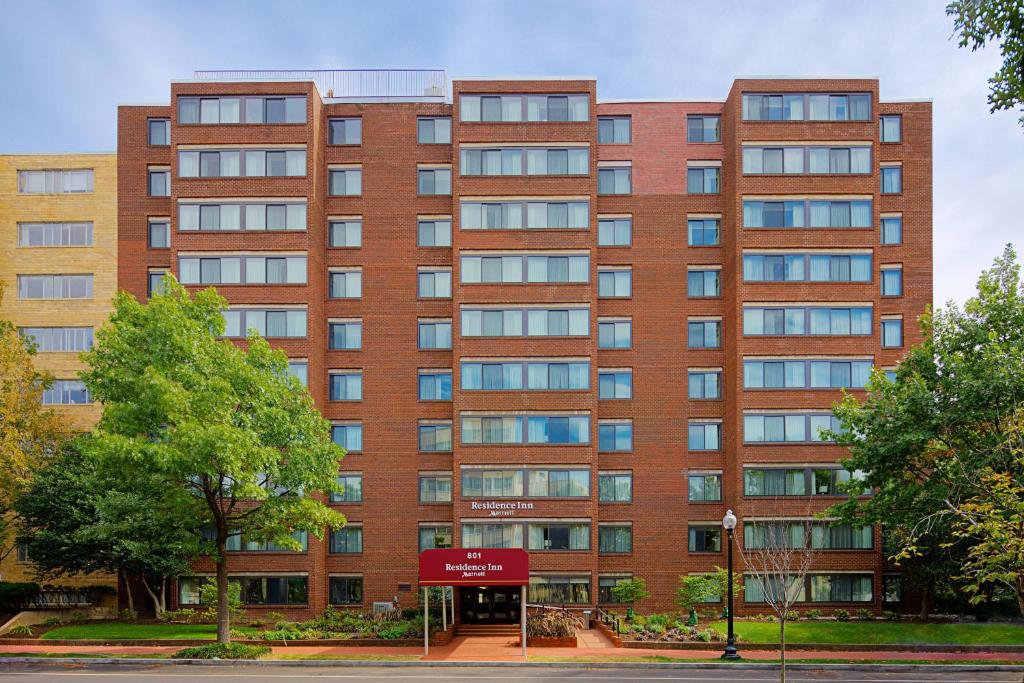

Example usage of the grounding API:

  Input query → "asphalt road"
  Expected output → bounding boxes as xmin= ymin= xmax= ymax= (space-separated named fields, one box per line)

xmin=0 ymin=664 xmax=1022 ymax=683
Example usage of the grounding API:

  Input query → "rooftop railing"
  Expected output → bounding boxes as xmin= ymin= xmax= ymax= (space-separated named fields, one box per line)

xmin=192 ymin=69 xmax=447 ymax=99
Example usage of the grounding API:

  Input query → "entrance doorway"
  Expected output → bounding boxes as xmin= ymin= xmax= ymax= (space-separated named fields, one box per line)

xmin=461 ymin=586 xmax=521 ymax=624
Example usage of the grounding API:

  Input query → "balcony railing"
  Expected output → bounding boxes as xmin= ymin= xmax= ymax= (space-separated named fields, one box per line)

xmin=192 ymin=69 xmax=447 ymax=100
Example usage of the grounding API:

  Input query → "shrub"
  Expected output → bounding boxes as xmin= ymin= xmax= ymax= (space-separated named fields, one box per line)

xmin=7 ymin=624 xmax=34 ymax=636
xmin=264 ymin=611 xmax=285 ymax=622
xmin=526 ymin=610 xmax=583 ymax=638
xmin=805 ymin=609 xmax=822 ymax=620
xmin=833 ymin=609 xmax=850 ymax=622
xmin=377 ymin=624 xmax=411 ymax=640
xmin=646 ymin=613 xmax=669 ymax=629
xmin=118 ymin=609 xmax=138 ymax=622
xmin=69 ymin=611 xmax=87 ymax=624
xmin=856 ymin=608 xmax=874 ymax=621
xmin=695 ymin=628 xmax=713 ymax=642
xmin=610 ymin=577 xmax=651 ymax=604
xmin=40 ymin=617 xmax=63 ymax=627
xmin=882 ymin=610 xmax=901 ymax=622
xmin=174 ymin=643 xmax=270 ymax=660
xmin=0 ymin=582 xmax=41 ymax=612
xmin=785 ymin=610 xmax=800 ymax=621
xmin=199 ymin=582 xmax=244 ymax=623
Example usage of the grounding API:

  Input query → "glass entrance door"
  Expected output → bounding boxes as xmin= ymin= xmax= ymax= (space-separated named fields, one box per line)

xmin=460 ymin=586 xmax=521 ymax=624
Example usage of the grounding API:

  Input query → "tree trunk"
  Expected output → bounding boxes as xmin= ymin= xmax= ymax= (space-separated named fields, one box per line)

xmin=216 ymin=531 xmax=230 ymax=644
xmin=918 ymin=584 xmax=930 ymax=621
xmin=160 ymin=577 xmax=167 ymax=614
xmin=124 ymin=573 xmax=135 ymax=618
xmin=140 ymin=575 xmax=163 ymax=620
xmin=779 ymin=616 xmax=786 ymax=683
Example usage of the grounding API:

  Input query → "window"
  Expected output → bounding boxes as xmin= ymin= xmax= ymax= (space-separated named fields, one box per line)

xmin=881 ymin=217 xmax=902 ymax=245
xmin=418 ymin=218 xmax=452 ymax=246
xmin=18 ymin=169 xmax=93 ymax=194
xmin=460 ymin=93 xmax=588 ymax=122
xmin=148 ymin=119 xmax=170 ymax=145
xmin=460 ymin=254 xmax=589 ymax=284
xmin=461 ymin=360 xmax=589 ymax=391
xmin=179 ymin=202 xmax=307 ymax=232
xmin=807 ymin=575 xmax=874 ymax=603
xmin=599 ymin=473 xmax=632 ymax=502
xmin=329 ymin=219 xmax=362 ymax=247
xmin=598 ymin=318 xmax=631 ymax=349
xmin=329 ymin=321 xmax=362 ymax=350
xmin=598 ymin=217 xmax=631 ymax=246
xmin=462 ymin=467 xmax=589 ymax=498
xmin=688 ymin=218 xmax=720 ymax=246
xmin=461 ymin=307 xmax=589 ymax=337
xmin=883 ymin=575 xmax=902 ymax=603
xmin=528 ymin=523 xmax=590 ymax=551
xmin=881 ymin=267 xmax=903 ymax=296
xmin=418 ymin=320 xmax=452 ymax=349
xmin=19 ymin=327 xmax=93 ymax=353
xmin=16 ymin=543 xmax=29 ymax=563
xmin=743 ymin=199 xmax=872 ymax=229
xmin=332 ymin=424 xmax=363 ymax=452
xmin=598 ymin=116 xmax=631 ymax=143
xmin=688 ymin=422 xmax=721 ymax=451
xmin=329 ymin=168 xmax=362 ymax=196
xmin=529 ymin=576 xmax=590 ymax=604
xmin=178 ymin=95 xmax=306 ymax=124
xmin=688 ymin=320 xmax=721 ymax=348
xmin=598 ymin=166 xmax=632 ymax=195
xmin=743 ymin=306 xmax=872 ymax=336
xmin=329 ymin=372 xmax=363 ymax=401
xmin=18 ymin=222 xmax=93 ymax=247
xmin=234 ymin=576 xmax=308 ymax=605
xmin=419 ymin=371 xmax=452 ymax=401
xmin=418 ymin=167 xmax=451 ymax=195
xmin=687 ymin=115 xmax=720 ymax=143
xmin=462 ymin=415 xmax=590 ymax=445
xmin=687 ymin=166 xmax=720 ymax=194
xmin=329 ymin=527 xmax=363 ymax=553
xmin=328 ymin=118 xmax=361 ymax=145
xmin=810 ymin=524 xmax=873 ymax=550
xmin=418 ymin=117 xmax=452 ymax=144
xmin=41 ymin=380 xmax=90 ymax=405
xmin=419 ymin=474 xmax=452 ymax=503
xmin=329 ymin=270 xmax=362 ymax=299
xmin=599 ymin=525 xmax=633 ymax=553
xmin=226 ymin=530 xmax=307 ymax=553
xmin=460 ymin=146 xmax=589 ymax=176
xmin=745 ymin=359 xmax=872 ymax=389
xmin=329 ymin=577 xmax=363 ymax=605
xmin=599 ymin=576 xmax=633 ymax=603
xmin=178 ymin=149 xmax=305 ymax=178
xmin=743 ymin=253 xmax=871 ymax=283
xmin=598 ymin=421 xmax=632 ymax=452
xmin=881 ymin=115 xmax=901 ymax=143
xmin=462 ymin=523 xmax=523 ymax=549
xmin=688 ymin=474 xmax=722 ymax=502
xmin=221 ymin=308 xmax=307 ymax=338
xmin=688 ymin=371 xmax=721 ymax=399
xmin=743 ymin=93 xmax=871 ymax=121
xmin=688 ymin=269 xmax=720 ymax=297
xmin=17 ymin=275 xmax=92 ymax=300
xmin=148 ymin=169 xmax=169 ymax=196
xmin=287 ymin=361 xmax=307 ymax=386
xmin=419 ymin=526 xmax=453 ymax=551
xmin=419 ymin=422 xmax=453 ymax=452
xmin=743 ymin=145 xmax=871 ymax=175
xmin=881 ymin=166 xmax=902 ymax=194
xmin=743 ymin=413 xmax=842 ymax=443
xmin=881 ymin=319 xmax=903 ymax=348
xmin=744 ymin=467 xmax=865 ymax=497
xmin=461 ymin=469 xmax=523 ymax=497
xmin=598 ymin=370 xmax=632 ymax=399
xmin=148 ymin=221 xmax=169 ymax=248
xmin=178 ymin=255 xmax=307 ymax=285
xmin=597 ymin=269 xmax=631 ymax=298
xmin=461 ymin=200 xmax=589 ymax=230
xmin=148 ymin=271 xmax=167 ymax=297
xmin=688 ymin=526 xmax=721 ymax=552
xmin=418 ymin=270 xmax=452 ymax=298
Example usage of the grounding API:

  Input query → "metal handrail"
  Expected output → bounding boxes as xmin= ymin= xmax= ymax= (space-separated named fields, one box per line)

xmin=192 ymin=69 xmax=447 ymax=99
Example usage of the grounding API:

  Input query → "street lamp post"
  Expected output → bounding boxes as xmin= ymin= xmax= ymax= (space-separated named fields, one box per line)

xmin=721 ymin=509 xmax=740 ymax=660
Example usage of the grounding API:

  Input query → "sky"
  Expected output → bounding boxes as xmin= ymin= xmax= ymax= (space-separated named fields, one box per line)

xmin=1 ymin=0 xmax=1021 ymax=307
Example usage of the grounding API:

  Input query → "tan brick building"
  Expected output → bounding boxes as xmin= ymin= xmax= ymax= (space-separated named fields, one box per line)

xmin=116 ymin=71 xmax=931 ymax=618
xmin=0 ymin=153 xmax=118 ymax=587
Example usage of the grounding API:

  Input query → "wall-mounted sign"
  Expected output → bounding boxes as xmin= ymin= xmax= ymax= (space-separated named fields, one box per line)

xmin=419 ymin=548 xmax=529 ymax=586
xmin=470 ymin=500 xmax=535 ymax=517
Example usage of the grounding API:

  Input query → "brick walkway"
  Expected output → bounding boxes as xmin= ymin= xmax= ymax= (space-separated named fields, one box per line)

xmin=2 ymin=629 xmax=1024 ymax=663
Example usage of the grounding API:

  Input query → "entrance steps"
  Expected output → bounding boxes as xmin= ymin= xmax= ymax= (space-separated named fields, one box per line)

xmin=456 ymin=623 xmax=521 ymax=637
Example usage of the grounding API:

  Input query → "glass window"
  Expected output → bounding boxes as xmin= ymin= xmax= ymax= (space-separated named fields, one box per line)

xmin=598 ymin=116 xmax=631 ymax=144
xmin=329 ymin=169 xmax=362 ymax=196
xmin=688 ymin=270 xmax=720 ymax=297
xmin=688 ymin=526 xmax=721 ymax=552
xmin=598 ymin=167 xmax=631 ymax=195
xmin=881 ymin=268 xmax=903 ymax=296
xmin=329 ymin=373 xmax=363 ymax=401
xmin=418 ymin=271 xmax=452 ymax=298
xmin=598 ymin=473 xmax=632 ymax=502
xmin=598 ymin=422 xmax=632 ymax=452
xmin=688 ymin=371 xmax=721 ymax=399
xmin=148 ymin=119 xmax=170 ymax=145
xmin=329 ymin=220 xmax=362 ymax=248
xmin=329 ymin=271 xmax=362 ymax=298
xmin=419 ymin=475 xmax=453 ymax=503
xmin=328 ymin=118 xmax=361 ymax=145
xmin=418 ymin=320 xmax=452 ymax=349
xmin=687 ymin=167 xmax=720 ymax=194
xmin=329 ymin=527 xmax=363 ymax=553
xmin=418 ymin=117 xmax=452 ymax=144
xmin=687 ymin=320 xmax=721 ymax=348
xmin=329 ymin=322 xmax=362 ymax=350
xmin=688 ymin=474 xmax=722 ymax=502
xmin=881 ymin=115 xmax=901 ymax=143
xmin=881 ymin=166 xmax=902 ymax=194
xmin=688 ymin=423 xmax=721 ymax=451
xmin=148 ymin=170 xmax=169 ymax=197
xmin=418 ymin=219 xmax=452 ymax=247
xmin=687 ymin=115 xmax=720 ymax=143
xmin=598 ymin=526 xmax=632 ymax=554
xmin=598 ymin=270 xmax=631 ymax=297
xmin=418 ymin=423 xmax=453 ymax=452
xmin=419 ymin=372 xmax=453 ymax=401
xmin=418 ymin=168 xmax=452 ymax=195
xmin=598 ymin=370 xmax=632 ymax=400
xmin=419 ymin=526 xmax=453 ymax=551
xmin=329 ymin=577 xmax=363 ymax=605
xmin=598 ymin=320 xmax=631 ymax=349
xmin=882 ymin=319 xmax=903 ymax=348
xmin=881 ymin=217 xmax=903 ymax=245
xmin=688 ymin=218 xmax=720 ymax=246
xmin=598 ymin=217 xmax=631 ymax=246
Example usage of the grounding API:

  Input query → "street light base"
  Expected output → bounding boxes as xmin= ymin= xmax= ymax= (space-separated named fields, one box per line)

xmin=721 ymin=645 xmax=741 ymax=660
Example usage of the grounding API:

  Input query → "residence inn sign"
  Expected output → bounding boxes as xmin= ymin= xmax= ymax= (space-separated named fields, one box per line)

xmin=418 ymin=548 xmax=529 ymax=586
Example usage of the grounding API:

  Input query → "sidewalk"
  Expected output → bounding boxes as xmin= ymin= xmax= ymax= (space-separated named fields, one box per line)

xmin=3 ymin=629 xmax=1024 ymax=663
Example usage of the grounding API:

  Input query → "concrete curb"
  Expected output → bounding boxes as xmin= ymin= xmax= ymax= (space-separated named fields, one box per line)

xmin=1 ymin=657 xmax=1024 ymax=672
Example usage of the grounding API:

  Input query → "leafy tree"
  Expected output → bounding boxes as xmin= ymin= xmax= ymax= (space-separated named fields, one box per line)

xmin=675 ymin=574 xmax=719 ymax=624
xmin=830 ymin=245 xmax=1024 ymax=616
xmin=0 ymin=282 xmax=67 ymax=562
xmin=16 ymin=440 xmax=201 ymax=618
xmin=610 ymin=577 xmax=650 ymax=605
xmin=79 ymin=278 xmax=345 ymax=642
xmin=947 ymin=0 xmax=1024 ymax=127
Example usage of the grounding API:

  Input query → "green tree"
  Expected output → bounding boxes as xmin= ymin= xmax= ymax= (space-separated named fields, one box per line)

xmin=15 ymin=440 xmax=201 ymax=618
xmin=830 ymin=245 xmax=1024 ymax=615
xmin=610 ymin=577 xmax=650 ymax=611
xmin=675 ymin=574 xmax=719 ymax=624
xmin=947 ymin=0 xmax=1024 ymax=127
xmin=80 ymin=278 xmax=345 ymax=642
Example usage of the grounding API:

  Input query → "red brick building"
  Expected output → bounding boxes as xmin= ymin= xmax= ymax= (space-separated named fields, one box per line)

xmin=116 ymin=70 xmax=931 ymax=619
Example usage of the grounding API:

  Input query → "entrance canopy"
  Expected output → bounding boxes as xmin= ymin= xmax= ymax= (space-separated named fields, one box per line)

xmin=418 ymin=548 xmax=529 ymax=586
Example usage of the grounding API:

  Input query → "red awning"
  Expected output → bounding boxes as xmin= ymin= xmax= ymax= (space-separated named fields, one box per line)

xmin=418 ymin=548 xmax=529 ymax=586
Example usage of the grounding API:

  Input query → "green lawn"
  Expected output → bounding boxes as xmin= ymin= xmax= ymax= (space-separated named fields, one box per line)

xmin=41 ymin=622 xmax=258 ymax=641
xmin=707 ymin=620 xmax=1024 ymax=646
